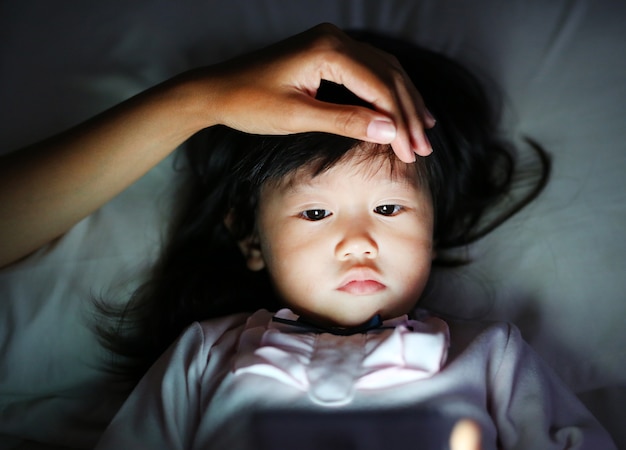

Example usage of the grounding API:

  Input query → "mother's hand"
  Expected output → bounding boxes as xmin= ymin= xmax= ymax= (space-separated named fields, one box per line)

xmin=201 ymin=23 xmax=435 ymax=162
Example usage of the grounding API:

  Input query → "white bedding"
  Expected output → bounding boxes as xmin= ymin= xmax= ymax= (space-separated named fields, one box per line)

xmin=1 ymin=1 xmax=625 ymax=448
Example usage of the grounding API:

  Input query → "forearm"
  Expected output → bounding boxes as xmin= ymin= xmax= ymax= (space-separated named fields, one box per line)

xmin=0 ymin=72 xmax=213 ymax=268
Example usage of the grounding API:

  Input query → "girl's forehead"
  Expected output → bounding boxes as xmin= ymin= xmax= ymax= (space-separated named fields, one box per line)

xmin=278 ymin=147 xmax=425 ymax=192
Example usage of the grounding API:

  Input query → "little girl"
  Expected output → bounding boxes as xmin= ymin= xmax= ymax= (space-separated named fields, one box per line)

xmin=93 ymin=32 xmax=615 ymax=449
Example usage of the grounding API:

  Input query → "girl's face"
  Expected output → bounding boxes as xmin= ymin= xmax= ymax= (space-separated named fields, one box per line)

xmin=248 ymin=148 xmax=434 ymax=327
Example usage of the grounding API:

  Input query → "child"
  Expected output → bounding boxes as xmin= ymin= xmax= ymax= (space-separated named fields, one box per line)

xmin=93 ymin=31 xmax=615 ymax=449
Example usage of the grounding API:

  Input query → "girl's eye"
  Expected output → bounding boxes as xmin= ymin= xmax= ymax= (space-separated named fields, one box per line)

xmin=374 ymin=204 xmax=402 ymax=216
xmin=301 ymin=209 xmax=332 ymax=221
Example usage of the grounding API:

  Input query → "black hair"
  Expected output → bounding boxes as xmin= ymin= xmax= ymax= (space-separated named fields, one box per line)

xmin=94 ymin=31 xmax=550 ymax=383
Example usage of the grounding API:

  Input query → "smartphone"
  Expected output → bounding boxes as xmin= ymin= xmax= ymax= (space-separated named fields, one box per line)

xmin=250 ymin=407 xmax=458 ymax=450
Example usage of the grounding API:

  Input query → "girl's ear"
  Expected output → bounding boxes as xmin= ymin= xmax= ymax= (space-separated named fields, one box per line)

xmin=224 ymin=210 xmax=265 ymax=271
xmin=237 ymin=234 xmax=266 ymax=272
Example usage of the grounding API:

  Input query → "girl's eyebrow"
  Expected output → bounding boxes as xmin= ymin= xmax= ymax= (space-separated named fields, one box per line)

xmin=281 ymin=177 xmax=419 ymax=199
xmin=280 ymin=181 xmax=323 ymax=198
xmin=276 ymin=173 xmax=324 ymax=195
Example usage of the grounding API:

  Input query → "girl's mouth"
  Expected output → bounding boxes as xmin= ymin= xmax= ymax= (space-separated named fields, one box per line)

xmin=338 ymin=279 xmax=386 ymax=295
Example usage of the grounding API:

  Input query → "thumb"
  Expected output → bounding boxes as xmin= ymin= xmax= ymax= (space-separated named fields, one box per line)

xmin=290 ymin=96 xmax=396 ymax=142
xmin=450 ymin=419 xmax=482 ymax=450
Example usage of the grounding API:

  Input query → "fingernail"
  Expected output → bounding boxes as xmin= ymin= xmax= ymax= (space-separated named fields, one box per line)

xmin=424 ymin=134 xmax=434 ymax=155
xmin=414 ymin=134 xmax=433 ymax=156
xmin=367 ymin=119 xmax=396 ymax=143
xmin=425 ymin=109 xmax=437 ymax=128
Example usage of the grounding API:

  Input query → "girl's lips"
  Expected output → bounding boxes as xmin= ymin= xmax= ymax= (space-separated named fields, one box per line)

xmin=338 ymin=280 xmax=386 ymax=295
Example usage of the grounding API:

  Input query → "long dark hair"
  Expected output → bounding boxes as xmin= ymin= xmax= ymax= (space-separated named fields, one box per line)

xmin=94 ymin=31 xmax=550 ymax=382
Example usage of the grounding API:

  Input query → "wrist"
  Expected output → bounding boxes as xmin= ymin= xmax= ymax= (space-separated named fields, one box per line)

xmin=166 ymin=68 xmax=223 ymax=134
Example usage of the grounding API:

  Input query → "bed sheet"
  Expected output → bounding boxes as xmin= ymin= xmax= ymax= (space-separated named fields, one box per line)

xmin=1 ymin=0 xmax=625 ymax=448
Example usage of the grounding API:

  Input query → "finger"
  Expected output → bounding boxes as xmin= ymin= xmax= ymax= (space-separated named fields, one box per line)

xmin=449 ymin=419 xmax=482 ymax=450
xmin=313 ymin=69 xmax=421 ymax=162
xmin=392 ymin=68 xmax=433 ymax=158
xmin=318 ymin=46 xmax=432 ymax=160
xmin=358 ymin=43 xmax=436 ymax=155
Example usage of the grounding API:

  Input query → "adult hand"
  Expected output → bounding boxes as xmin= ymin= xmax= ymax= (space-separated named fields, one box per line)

xmin=202 ymin=23 xmax=435 ymax=162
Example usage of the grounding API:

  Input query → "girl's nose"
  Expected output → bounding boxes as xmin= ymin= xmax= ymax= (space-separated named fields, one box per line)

xmin=335 ymin=225 xmax=379 ymax=260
